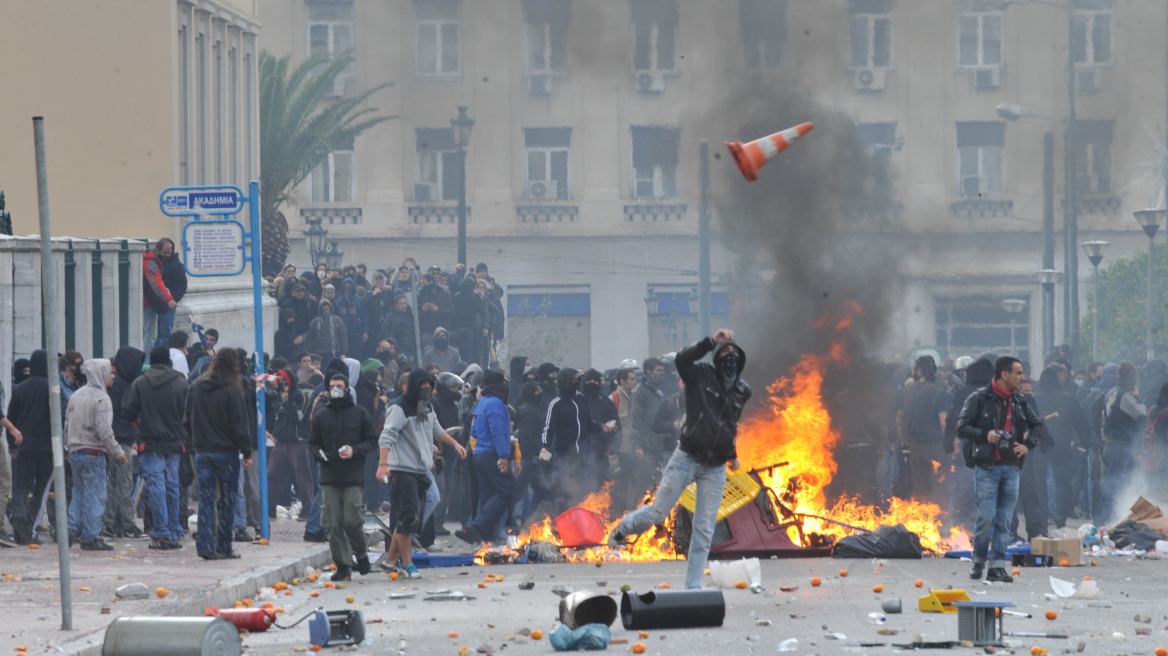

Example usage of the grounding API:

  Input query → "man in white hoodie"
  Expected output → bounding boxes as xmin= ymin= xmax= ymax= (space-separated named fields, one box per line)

xmin=65 ymin=359 xmax=127 ymax=551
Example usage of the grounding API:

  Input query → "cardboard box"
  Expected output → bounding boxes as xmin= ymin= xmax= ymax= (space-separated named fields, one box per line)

xmin=1030 ymin=537 xmax=1081 ymax=566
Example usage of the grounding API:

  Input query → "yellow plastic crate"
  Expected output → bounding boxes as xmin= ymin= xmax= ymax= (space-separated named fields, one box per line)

xmin=678 ymin=467 xmax=762 ymax=522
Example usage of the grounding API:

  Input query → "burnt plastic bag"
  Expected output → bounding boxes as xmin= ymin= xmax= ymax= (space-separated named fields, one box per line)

xmin=549 ymin=623 xmax=611 ymax=651
xmin=1110 ymin=520 xmax=1165 ymax=551
xmin=832 ymin=523 xmax=923 ymax=559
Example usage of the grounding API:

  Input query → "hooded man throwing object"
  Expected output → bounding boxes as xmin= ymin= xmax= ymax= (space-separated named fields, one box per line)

xmin=607 ymin=329 xmax=751 ymax=589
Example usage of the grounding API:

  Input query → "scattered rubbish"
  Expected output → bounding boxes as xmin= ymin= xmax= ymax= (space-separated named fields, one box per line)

xmin=1050 ymin=576 xmax=1100 ymax=599
xmin=104 ymin=616 xmax=241 ymax=656
xmin=892 ymin=641 xmax=960 ymax=649
xmin=388 ymin=592 xmax=416 ymax=599
xmin=824 ymin=632 xmax=847 ymax=640
xmin=518 ymin=581 xmax=535 ymax=591
xmin=881 ymin=598 xmax=903 ymax=614
xmin=101 ymin=608 xmax=111 ymax=615
xmin=1003 ymin=631 xmax=1069 ymax=639
xmin=1001 ymin=609 xmax=1031 ymax=618
xmin=559 ymin=591 xmax=618 ymax=629
xmin=1136 ymin=628 xmax=1152 ymax=636
xmin=425 ymin=588 xmax=451 ymax=595
xmin=868 ymin=612 xmax=887 ymax=625
xmin=725 ymin=123 xmax=814 ymax=183
xmin=755 ymin=619 xmax=773 ymax=626
xmin=551 ymin=585 xmax=575 ymax=598
xmin=555 ymin=508 xmax=608 ymax=548
xmin=114 ymin=583 xmax=150 ymax=600
xmin=832 ymin=524 xmax=923 ymax=559
xmin=1086 ymin=601 xmax=1112 ymax=608
xmin=1112 ymin=632 xmax=1126 ymax=640
xmin=548 ymin=623 xmax=611 ymax=651
xmin=205 ymin=608 xmax=276 ymax=632
xmin=620 ymin=589 xmax=725 ymax=630
xmin=876 ymin=628 xmax=900 ymax=635
xmin=919 ymin=589 xmax=972 ymax=613
xmin=1031 ymin=537 xmax=1081 ymax=566
xmin=708 ymin=558 xmax=762 ymax=589
xmin=309 ymin=609 xmax=366 ymax=648
xmin=423 ymin=592 xmax=475 ymax=601
xmin=1011 ymin=553 xmax=1055 ymax=567
xmin=952 ymin=601 xmax=1014 ymax=646
xmin=779 ymin=585 xmax=798 ymax=592
xmin=777 ymin=637 xmax=799 ymax=652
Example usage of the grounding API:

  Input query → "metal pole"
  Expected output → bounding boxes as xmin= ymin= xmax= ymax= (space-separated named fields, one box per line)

xmin=1149 ymin=233 xmax=1156 ymax=362
xmin=1043 ymin=283 xmax=1055 ymax=357
xmin=33 ymin=116 xmax=72 ymax=631
xmin=410 ymin=265 xmax=422 ymax=364
xmin=1065 ymin=7 xmax=1080 ymax=361
xmin=1092 ymin=263 xmax=1100 ymax=362
xmin=698 ymin=141 xmax=712 ymax=338
xmin=249 ymin=180 xmax=269 ymax=541
xmin=1042 ymin=130 xmax=1055 ymax=358
xmin=457 ymin=147 xmax=467 ymax=267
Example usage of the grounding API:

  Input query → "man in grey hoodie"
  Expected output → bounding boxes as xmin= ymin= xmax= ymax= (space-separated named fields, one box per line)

xmin=65 ymin=359 xmax=127 ymax=551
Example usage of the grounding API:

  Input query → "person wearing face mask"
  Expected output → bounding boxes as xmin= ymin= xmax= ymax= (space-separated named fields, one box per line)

xmin=421 ymin=327 xmax=461 ymax=374
xmin=512 ymin=380 xmax=550 ymax=526
xmin=376 ymin=369 xmax=466 ymax=578
xmin=306 ymin=298 xmax=349 ymax=364
xmin=607 ymin=330 xmax=752 ymax=591
xmin=630 ymin=358 xmax=670 ymax=496
xmin=581 ymin=369 xmax=620 ymax=491
xmin=539 ymin=368 xmax=617 ymax=515
xmin=311 ymin=374 xmax=379 ymax=581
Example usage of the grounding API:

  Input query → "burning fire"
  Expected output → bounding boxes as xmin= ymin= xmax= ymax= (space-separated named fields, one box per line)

xmin=476 ymin=301 xmax=965 ymax=563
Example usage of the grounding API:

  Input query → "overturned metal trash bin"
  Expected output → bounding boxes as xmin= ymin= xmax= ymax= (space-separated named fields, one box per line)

xmin=620 ymin=589 xmax=725 ymax=630
xmin=103 ymin=616 xmax=240 ymax=656
xmin=559 ymin=590 xmax=618 ymax=629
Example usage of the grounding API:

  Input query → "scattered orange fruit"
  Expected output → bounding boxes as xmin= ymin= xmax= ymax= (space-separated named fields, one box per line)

xmin=1091 ymin=560 xmax=1097 ymax=566
xmin=389 ymin=572 xmax=399 ymax=580
xmin=274 ymin=581 xmax=288 ymax=590
xmin=241 ymin=599 xmax=253 ymax=607
xmin=872 ymin=584 xmax=884 ymax=593
xmin=1059 ymin=559 xmax=1069 ymax=567
xmin=292 ymin=578 xmax=300 ymax=585
xmin=632 ymin=642 xmax=647 ymax=654
xmin=810 ymin=577 xmax=822 ymax=587
xmin=1155 ymin=648 xmax=1167 ymax=656
xmin=307 ymin=574 xmax=318 ymax=582
xmin=155 ymin=587 xmax=169 ymax=598
xmin=658 ymin=582 xmax=671 ymax=589
xmin=16 ymin=647 xmax=27 ymax=652
xmin=233 ymin=601 xmax=243 ymax=608
xmin=309 ymin=591 xmax=320 ymax=598
xmin=28 ymin=544 xmax=39 ymax=550
xmin=262 ymin=602 xmax=274 ymax=609
xmin=1083 ymin=576 xmax=1092 ymax=581
xmin=258 ymin=538 xmax=269 ymax=545
xmin=637 ymin=631 xmax=649 ymax=638
xmin=1012 ymin=568 xmax=1021 ymax=576
xmin=458 ymin=648 xmax=470 ymax=656
xmin=478 ymin=582 xmax=487 ymax=588
xmin=449 ymin=631 xmax=459 ymax=638
xmin=1045 ymin=610 xmax=1058 ymax=620
xmin=531 ymin=630 xmax=543 ymax=640
xmin=914 ymin=580 xmax=923 ymax=588
xmin=735 ymin=581 xmax=748 ymax=589
xmin=327 ymin=564 xmax=337 ymax=571
xmin=284 ymin=591 xmax=294 ymax=596
xmin=1030 ymin=647 xmax=1042 ymax=656
xmin=275 ymin=607 xmax=285 ymax=613
xmin=494 ymin=575 xmax=504 ymax=582
xmin=838 ymin=569 xmax=848 ymax=577
xmin=345 ymin=595 xmax=354 ymax=603
xmin=324 ymin=582 xmax=336 ymax=589
xmin=311 ymin=646 xmax=322 ymax=652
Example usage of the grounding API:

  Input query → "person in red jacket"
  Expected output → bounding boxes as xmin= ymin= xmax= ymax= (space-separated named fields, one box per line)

xmin=143 ymin=238 xmax=188 ymax=349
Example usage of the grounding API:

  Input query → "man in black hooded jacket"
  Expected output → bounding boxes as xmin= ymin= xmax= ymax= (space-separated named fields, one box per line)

xmin=608 ymin=330 xmax=751 ymax=590
xmin=8 ymin=350 xmax=53 ymax=544
xmin=104 ymin=345 xmax=146 ymax=539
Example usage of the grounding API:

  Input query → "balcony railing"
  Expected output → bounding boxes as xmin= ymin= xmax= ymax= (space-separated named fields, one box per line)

xmin=949 ymin=198 xmax=1013 ymax=219
xmin=300 ymin=206 xmax=362 ymax=225
xmin=623 ymin=202 xmax=687 ymax=222
xmin=516 ymin=204 xmax=578 ymax=223
xmin=408 ymin=205 xmax=471 ymax=224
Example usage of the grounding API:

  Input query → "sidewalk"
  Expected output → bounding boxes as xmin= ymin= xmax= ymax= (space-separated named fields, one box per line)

xmin=0 ymin=518 xmax=329 ymax=655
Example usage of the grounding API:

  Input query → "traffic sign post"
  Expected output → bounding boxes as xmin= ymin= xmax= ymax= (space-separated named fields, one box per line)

xmin=159 ymin=181 xmax=269 ymax=541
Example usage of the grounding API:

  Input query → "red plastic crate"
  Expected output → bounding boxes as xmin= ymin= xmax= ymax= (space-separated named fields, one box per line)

xmin=555 ymin=507 xmax=607 ymax=547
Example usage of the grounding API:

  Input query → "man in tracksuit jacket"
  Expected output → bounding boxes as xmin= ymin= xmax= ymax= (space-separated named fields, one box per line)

xmin=455 ymin=370 xmax=514 ymax=545
xmin=540 ymin=368 xmax=615 ymax=514
xmin=65 ymin=359 xmax=127 ymax=551
xmin=376 ymin=369 xmax=466 ymax=578
xmin=956 ymin=356 xmax=1047 ymax=583
xmin=608 ymin=329 xmax=751 ymax=589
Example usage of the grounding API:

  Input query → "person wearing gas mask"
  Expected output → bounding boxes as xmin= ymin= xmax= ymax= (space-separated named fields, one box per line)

xmin=377 ymin=369 xmax=466 ymax=576
xmin=607 ymin=329 xmax=751 ymax=591
xmin=311 ymin=374 xmax=379 ymax=581
xmin=956 ymin=356 xmax=1047 ymax=583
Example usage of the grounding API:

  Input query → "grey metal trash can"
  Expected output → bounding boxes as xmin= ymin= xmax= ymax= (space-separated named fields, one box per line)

xmin=103 ymin=616 xmax=241 ymax=656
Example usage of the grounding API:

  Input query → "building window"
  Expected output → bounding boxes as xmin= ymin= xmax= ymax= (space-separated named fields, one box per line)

xmin=1073 ymin=120 xmax=1112 ymax=194
xmin=196 ymin=26 xmax=207 ymax=184
xmin=1072 ymin=0 xmax=1112 ymax=66
xmin=956 ymin=121 xmax=1005 ymax=197
xmin=957 ymin=10 xmax=1002 ymax=69
xmin=631 ymin=0 xmax=677 ymax=72
xmin=524 ymin=128 xmax=571 ymax=201
xmin=415 ymin=128 xmax=459 ymax=201
xmin=849 ymin=0 xmax=892 ymax=68
xmin=740 ymin=0 xmax=788 ymax=69
xmin=523 ymin=0 xmax=570 ymax=75
xmin=179 ymin=20 xmax=190 ymax=185
xmin=309 ymin=139 xmax=354 ymax=203
xmin=307 ymin=1 xmax=353 ymax=95
xmin=857 ymin=122 xmax=897 ymax=200
xmin=935 ymin=295 xmax=1030 ymax=364
xmin=415 ymin=0 xmax=461 ymax=77
xmin=631 ymin=126 xmax=680 ymax=199
xmin=214 ymin=28 xmax=225 ymax=184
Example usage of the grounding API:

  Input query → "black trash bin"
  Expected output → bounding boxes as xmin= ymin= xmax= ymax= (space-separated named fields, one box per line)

xmin=620 ymin=589 xmax=725 ymax=630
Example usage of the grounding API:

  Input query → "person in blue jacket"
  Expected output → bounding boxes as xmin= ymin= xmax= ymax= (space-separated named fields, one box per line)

xmin=455 ymin=370 xmax=514 ymax=544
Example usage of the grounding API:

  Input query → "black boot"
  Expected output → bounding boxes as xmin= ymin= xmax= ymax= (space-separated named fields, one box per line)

xmin=969 ymin=562 xmax=985 ymax=580
xmin=986 ymin=567 xmax=1014 ymax=583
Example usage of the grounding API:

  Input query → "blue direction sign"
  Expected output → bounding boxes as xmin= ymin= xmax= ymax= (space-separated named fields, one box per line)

xmin=160 ymin=185 xmax=245 ymax=216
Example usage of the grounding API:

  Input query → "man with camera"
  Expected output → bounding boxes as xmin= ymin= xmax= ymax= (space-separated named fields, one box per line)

xmin=956 ymin=356 xmax=1047 ymax=582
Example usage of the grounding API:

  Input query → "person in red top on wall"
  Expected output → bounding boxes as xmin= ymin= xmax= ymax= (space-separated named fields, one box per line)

xmin=143 ymin=238 xmax=188 ymax=350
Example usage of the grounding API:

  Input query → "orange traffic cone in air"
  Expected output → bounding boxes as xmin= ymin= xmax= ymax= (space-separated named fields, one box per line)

xmin=725 ymin=122 xmax=814 ymax=182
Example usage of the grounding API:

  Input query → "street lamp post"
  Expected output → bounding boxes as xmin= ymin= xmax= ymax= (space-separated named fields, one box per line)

xmin=324 ymin=240 xmax=344 ymax=271
xmin=451 ymin=106 xmax=475 ymax=267
xmin=1081 ymin=240 xmax=1110 ymax=361
xmin=1134 ymin=209 xmax=1167 ymax=361
xmin=1035 ymin=269 xmax=1062 ymax=359
xmin=1001 ymin=298 xmax=1028 ymax=357
xmin=304 ymin=217 xmax=328 ymax=268
xmin=645 ymin=287 xmax=699 ymax=352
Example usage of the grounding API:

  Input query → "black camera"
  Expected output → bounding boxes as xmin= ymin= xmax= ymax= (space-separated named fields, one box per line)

xmin=997 ymin=431 xmax=1014 ymax=454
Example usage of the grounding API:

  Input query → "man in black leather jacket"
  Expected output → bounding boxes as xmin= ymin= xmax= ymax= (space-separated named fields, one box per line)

xmin=607 ymin=329 xmax=751 ymax=590
xmin=956 ymin=356 xmax=1047 ymax=583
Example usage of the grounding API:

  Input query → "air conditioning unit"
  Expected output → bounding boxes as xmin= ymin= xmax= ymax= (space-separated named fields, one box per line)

xmin=527 ymin=179 xmax=558 ymax=200
xmin=853 ymin=66 xmax=887 ymax=91
xmin=413 ymin=182 xmax=437 ymax=202
xmin=636 ymin=70 xmax=666 ymax=94
xmin=974 ymin=67 xmax=1000 ymax=89
xmin=529 ymin=74 xmax=552 ymax=96
xmin=1077 ymin=68 xmax=1102 ymax=93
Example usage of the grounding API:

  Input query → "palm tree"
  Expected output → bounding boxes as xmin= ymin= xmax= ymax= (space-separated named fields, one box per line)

xmin=259 ymin=50 xmax=391 ymax=277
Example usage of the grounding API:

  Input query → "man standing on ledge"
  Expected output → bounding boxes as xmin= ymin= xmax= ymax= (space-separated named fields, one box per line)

xmin=607 ymin=329 xmax=751 ymax=589
xmin=957 ymin=356 xmax=1047 ymax=583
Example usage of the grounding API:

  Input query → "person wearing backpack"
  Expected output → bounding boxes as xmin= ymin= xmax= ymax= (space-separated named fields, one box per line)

xmin=1099 ymin=362 xmax=1147 ymax=525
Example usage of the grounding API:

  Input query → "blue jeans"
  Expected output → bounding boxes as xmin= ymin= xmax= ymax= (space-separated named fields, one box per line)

xmin=972 ymin=465 xmax=1021 ymax=568
xmin=305 ymin=461 xmax=328 ymax=540
xmin=144 ymin=306 xmax=176 ymax=350
xmin=67 ymin=450 xmax=108 ymax=542
xmin=1100 ymin=440 xmax=1138 ymax=526
xmin=195 ymin=453 xmax=239 ymax=556
xmin=234 ymin=460 xmax=247 ymax=530
xmin=616 ymin=448 xmax=725 ymax=590
xmin=140 ymin=452 xmax=182 ymax=541
xmin=466 ymin=451 xmax=515 ymax=539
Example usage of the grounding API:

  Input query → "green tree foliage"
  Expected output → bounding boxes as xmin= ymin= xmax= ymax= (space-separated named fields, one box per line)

xmin=258 ymin=50 xmax=391 ymax=277
xmin=1081 ymin=241 xmax=1168 ymax=364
